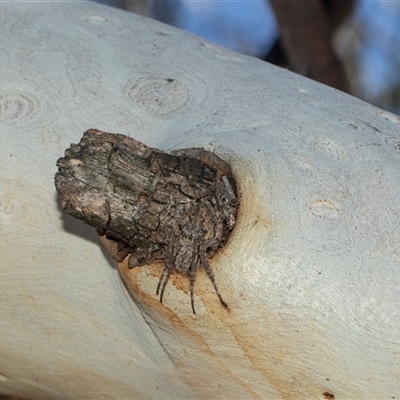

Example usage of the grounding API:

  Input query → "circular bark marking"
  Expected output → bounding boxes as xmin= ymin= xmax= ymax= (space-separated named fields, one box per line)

xmin=310 ymin=200 xmax=338 ymax=220
xmin=86 ymin=15 xmax=108 ymax=24
xmin=298 ymin=183 xmax=353 ymax=254
xmin=0 ymin=93 xmax=36 ymax=124
xmin=0 ymin=199 xmax=15 ymax=218
xmin=378 ymin=111 xmax=400 ymax=123
xmin=311 ymin=137 xmax=347 ymax=161
xmin=128 ymin=76 xmax=190 ymax=117
xmin=0 ymin=190 xmax=34 ymax=227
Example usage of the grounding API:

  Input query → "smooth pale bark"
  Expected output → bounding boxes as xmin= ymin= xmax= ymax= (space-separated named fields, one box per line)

xmin=1 ymin=2 xmax=400 ymax=399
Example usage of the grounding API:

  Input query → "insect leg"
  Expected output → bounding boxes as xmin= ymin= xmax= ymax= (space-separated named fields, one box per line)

xmin=158 ymin=266 xmax=173 ymax=304
xmin=188 ymin=249 xmax=200 ymax=314
xmin=156 ymin=265 xmax=168 ymax=296
xmin=200 ymin=250 xmax=228 ymax=309
xmin=157 ymin=223 xmax=180 ymax=302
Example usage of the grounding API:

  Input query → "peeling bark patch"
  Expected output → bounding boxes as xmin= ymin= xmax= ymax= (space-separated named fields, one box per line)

xmin=55 ymin=129 xmax=239 ymax=314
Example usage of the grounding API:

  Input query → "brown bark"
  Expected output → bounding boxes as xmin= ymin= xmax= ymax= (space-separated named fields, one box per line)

xmin=55 ymin=129 xmax=239 ymax=313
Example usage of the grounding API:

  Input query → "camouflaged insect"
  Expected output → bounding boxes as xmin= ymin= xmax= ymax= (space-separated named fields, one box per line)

xmin=55 ymin=129 xmax=239 ymax=313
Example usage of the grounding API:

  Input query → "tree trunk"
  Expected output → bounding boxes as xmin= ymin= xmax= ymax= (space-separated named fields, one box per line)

xmin=1 ymin=2 xmax=400 ymax=399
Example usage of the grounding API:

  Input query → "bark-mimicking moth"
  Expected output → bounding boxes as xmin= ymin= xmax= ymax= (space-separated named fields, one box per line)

xmin=55 ymin=129 xmax=239 ymax=314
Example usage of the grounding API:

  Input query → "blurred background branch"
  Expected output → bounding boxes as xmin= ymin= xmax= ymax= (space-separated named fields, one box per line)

xmin=94 ymin=0 xmax=400 ymax=115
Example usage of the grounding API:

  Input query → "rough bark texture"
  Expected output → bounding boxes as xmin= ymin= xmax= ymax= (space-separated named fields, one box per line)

xmin=55 ymin=129 xmax=239 ymax=313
